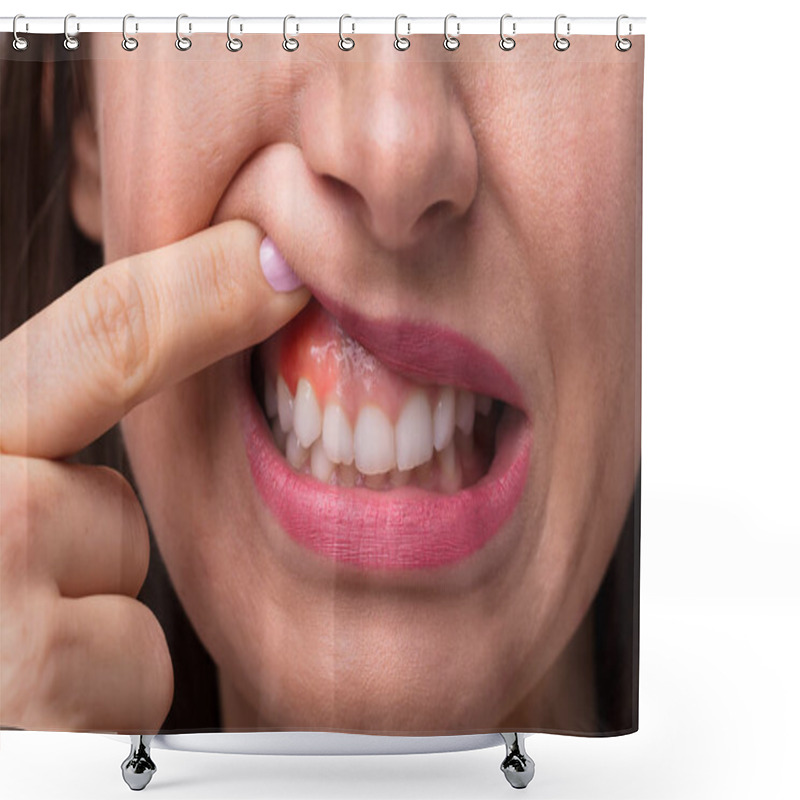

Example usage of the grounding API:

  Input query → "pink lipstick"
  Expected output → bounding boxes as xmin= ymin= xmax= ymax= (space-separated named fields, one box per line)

xmin=238 ymin=296 xmax=531 ymax=571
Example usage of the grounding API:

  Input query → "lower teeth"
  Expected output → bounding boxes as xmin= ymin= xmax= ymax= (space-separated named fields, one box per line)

xmin=269 ymin=418 xmax=490 ymax=494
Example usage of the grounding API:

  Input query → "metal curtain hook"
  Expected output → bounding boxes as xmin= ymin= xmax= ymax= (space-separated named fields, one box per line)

xmin=12 ymin=14 xmax=29 ymax=51
xmin=63 ymin=13 xmax=79 ymax=51
xmin=339 ymin=14 xmax=355 ymax=51
xmin=227 ymin=14 xmax=243 ymax=51
xmin=553 ymin=14 xmax=570 ymax=51
xmin=176 ymin=13 xmax=192 ymax=50
xmin=122 ymin=14 xmax=138 ymax=51
xmin=283 ymin=15 xmax=299 ymax=51
xmin=443 ymin=13 xmax=460 ymax=51
xmin=615 ymin=14 xmax=632 ymax=51
xmin=499 ymin=14 xmax=515 ymax=51
xmin=394 ymin=14 xmax=410 ymax=50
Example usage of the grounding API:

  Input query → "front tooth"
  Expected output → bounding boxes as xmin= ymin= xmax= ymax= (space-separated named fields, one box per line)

xmin=475 ymin=394 xmax=492 ymax=415
xmin=455 ymin=389 xmax=476 ymax=435
xmin=354 ymin=405 xmax=395 ymax=475
xmin=293 ymin=377 xmax=322 ymax=448
xmin=286 ymin=430 xmax=309 ymax=469
xmin=277 ymin=375 xmax=293 ymax=433
xmin=433 ymin=386 xmax=456 ymax=452
xmin=322 ymin=403 xmax=354 ymax=465
xmin=310 ymin=439 xmax=334 ymax=483
xmin=395 ymin=391 xmax=434 ymax=471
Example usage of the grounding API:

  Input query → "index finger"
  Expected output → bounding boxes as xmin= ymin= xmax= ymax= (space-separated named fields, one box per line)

xmin=0 ymin=220 xmax=309 ymax=458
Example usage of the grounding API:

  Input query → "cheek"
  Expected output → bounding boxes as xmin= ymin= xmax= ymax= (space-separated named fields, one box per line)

xmin=505 ymin=64 xmax=640 ymax=614
xmin=118 ymin=382 xmax=221 ymax=630
xmin=531 ymin=72 xmax=639 ymax=399
xmin=93 ymin=57 xmax=244 ymax=262
xmin=120 ymin=375 xmax=223 ymax=510
xmin=98 ymin=123 xmax=222 ymax=263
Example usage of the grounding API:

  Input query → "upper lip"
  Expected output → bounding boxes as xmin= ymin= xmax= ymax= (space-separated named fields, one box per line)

xmin=303 ymin=284 xmax=526 ymax=411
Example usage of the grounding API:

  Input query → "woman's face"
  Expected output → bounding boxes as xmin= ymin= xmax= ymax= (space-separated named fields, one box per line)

xmin=72 ymin=33 xmax=641 ymax=731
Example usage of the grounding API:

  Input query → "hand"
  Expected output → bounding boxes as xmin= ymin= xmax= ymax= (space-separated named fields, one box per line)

xmin=0 ymin=220 xmax=309 ymax=732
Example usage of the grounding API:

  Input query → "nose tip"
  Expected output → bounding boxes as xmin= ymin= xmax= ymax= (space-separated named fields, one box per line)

xmin=299 ymin=60 xmax=479 ymax=251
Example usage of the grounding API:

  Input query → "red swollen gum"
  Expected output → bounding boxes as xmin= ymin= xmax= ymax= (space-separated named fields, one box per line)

xmin=264 ymin=299 xmax=446 ymax=424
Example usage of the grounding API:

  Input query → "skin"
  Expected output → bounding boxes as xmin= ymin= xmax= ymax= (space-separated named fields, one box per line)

xmin=19 ymin=33 xmax=641 ymax=733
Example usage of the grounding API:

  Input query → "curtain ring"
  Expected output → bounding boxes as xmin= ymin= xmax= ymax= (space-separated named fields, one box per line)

xmin=553 ymin=14 xmax=570 ymax=51
xmin=339 ymin=14 xmax=355 ymax=51
xmin=122 ymin=14 xmax=138 ymax=51
xmin=63 ymin=13 xmax=79 ymax=51
xmin=12 ymin=15 xmax=29 ymax=51
xmin=227 ymin=14 xmax=243 ymax=51
xmin=394 ymin=14 xmax=410 ymax=50
xmin=499 ymin=14 xmax=516 ymax=51
xmin=283 ymin=15 xmax=299 ymax=51
xmin=615 ymin=14 xmax=632 ymax=52
xmin=443 ymin=14 xmax=460 ymax=51
xmin=176 ymin=13 xmax=192 ymax=51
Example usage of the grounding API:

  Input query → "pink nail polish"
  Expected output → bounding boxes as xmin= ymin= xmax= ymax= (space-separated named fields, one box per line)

xmin=259 ymin=236 xmax=303 ymax=292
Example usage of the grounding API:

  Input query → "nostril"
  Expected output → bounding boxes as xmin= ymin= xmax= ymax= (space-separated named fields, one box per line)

xmin=324 ymin=174 xmax=358 ymax=203
xmin=404 ymin=199 xmax=457 ymax=246
xmin=321 ymin=176 xmax=458 ymax=252
xmin=322 ymin=174 xmax=371 ymax=226
xmin=419 ymin=199 xmax=454 ymax=231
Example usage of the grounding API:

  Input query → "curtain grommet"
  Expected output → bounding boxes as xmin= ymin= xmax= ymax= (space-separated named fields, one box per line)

xmin=499 ymin=14 xmax=516 ymax=51
xmin=283 ymin=15 xmax=299 ymax=52
xmin=121 ymin=14 xmax=138 ymax=51
xmin=615 ymin=14 xmax=632 ymax=51
xmin=226 ymin=14 xmax=243 ymax=52
xmin=175 ymin=13 xmax=192 ymax=51
xmin=394 ymin=14 xmax=410 ymax=51
xmin=553 ymin=14 xmax=570 ymax=51
xmin=443 ymin=14 xmax=460 ymax=51
xmin=12 ymin=14 xmax=28 ymax=51
xmin=63 ymin=13 xmax=79 ymax=51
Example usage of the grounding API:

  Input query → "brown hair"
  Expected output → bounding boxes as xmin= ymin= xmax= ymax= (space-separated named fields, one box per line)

xmin=1 ymin=35 xmax=637 ymax=734
xmin=0 ymin=34 xmax=121 ymax=467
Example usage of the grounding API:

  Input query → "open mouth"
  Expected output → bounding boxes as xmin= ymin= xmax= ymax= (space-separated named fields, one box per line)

xmin=238 ymin=295 xmax=532 ymax=571
xmin=251 ymin=299 xmax=505 ymax=493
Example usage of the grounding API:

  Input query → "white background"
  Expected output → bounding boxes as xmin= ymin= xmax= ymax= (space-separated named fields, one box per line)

xmin=2 ymin=0 xmax=799 ymax=798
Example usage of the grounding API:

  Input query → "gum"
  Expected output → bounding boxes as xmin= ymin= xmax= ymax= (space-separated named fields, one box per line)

xmin=261 ymin=299 xmax=446 ymax=424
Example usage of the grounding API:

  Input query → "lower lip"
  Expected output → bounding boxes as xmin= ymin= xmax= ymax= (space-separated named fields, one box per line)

xmin=237 ymin=354 xmax=532 ymax=571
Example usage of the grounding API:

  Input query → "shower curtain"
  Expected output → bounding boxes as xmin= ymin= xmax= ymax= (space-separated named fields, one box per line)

xmin=0 ymin=17 xmax=643 ymax=748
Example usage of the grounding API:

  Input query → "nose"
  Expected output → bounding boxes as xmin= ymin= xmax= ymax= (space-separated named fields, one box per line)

xmin=298 ymin=56 xmax=479 ymax=252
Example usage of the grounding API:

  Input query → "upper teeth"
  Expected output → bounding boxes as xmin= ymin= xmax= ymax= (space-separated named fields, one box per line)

xmin=266 ymin=376 xmax=491 ymax=480
xmin=353 ymin=405 xmax=396 ymax=475
xmin=433 ymin=386 xmax=455 ymax=452
xmin=277 ymin=375 xmax=294 ymax=433
xmin=395 ymin=390 xmax=434 ymax=471
xmin=322 ymin=403 xmax=354 ymax=466
xmin=293 ymin=377 xmax=322 ymax=448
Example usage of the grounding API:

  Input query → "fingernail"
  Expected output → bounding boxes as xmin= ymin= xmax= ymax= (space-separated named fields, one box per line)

xmin=260 ymin=236 xmax=303 ymax=292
